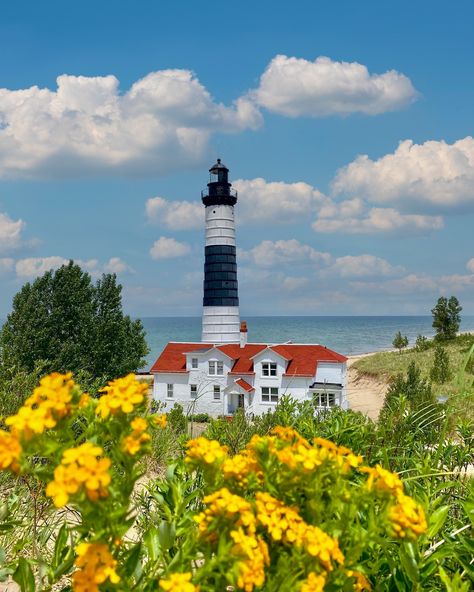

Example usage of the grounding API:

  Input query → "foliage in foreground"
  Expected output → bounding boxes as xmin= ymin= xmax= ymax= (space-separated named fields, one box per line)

xmin=0 ymin=374 xmax=472 ymax=591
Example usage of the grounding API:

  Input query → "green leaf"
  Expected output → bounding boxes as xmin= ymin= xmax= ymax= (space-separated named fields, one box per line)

xmin=53 ymin=523 xmax=69 ymax=569
xmin=144 ymin=527 xmax=160 ymax=562
xmin=123 ymin=543 xmax=142 ymax=576
xmin=158 ymin=521 xmax=176 ymax=550
xmin=13 ymin=558 xmax=36 ymax=592
xmin=427 ymin=505 xmax=450 ymax=538
xmin=399 ymin=542 xmax=419 ymax=584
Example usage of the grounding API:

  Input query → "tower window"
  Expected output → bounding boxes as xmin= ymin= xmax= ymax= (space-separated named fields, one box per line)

xmin=213 ymin=385 xmax=221 ymax=400
xmin=191 ymin=358 xmax=198 ymax=369
xmin=261 ymin=387 xmax=279 ymax=403
xmin=167 ymin=384 xmax=174 ymax=399
xmin=190 ymin=384 xmax=197 ymax=399
xmin=209 ymin=361 xmax=224 ymax=376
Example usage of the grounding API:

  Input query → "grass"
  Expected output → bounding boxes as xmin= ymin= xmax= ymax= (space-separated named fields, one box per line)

xmin=353 ymin=334 xmax=474 ymax=402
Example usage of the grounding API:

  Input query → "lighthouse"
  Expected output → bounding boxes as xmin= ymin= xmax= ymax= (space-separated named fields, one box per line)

xmin=201 ymin=159 xmax=241 ymax=343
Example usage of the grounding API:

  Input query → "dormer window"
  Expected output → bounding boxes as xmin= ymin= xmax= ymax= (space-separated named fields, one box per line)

xmin=209 ymin=360 xmax=224 ymax=376
xmin=262 ymin=362 xmax=277 ymax=377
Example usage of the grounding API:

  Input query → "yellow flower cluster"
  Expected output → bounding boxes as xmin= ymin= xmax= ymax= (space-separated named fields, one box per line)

xmin=255 ymin=492 xmax=344 ymax=571
xmin=346 ymin=569 xmax=372 ymax=591
xmin=360 ymin=464 xmax=404 ymax=493
xmin=154 ymin=413 xmax=167 ymax=428
xmin=6 ymin=372 xmax=76 ymax=439
xmin=230 ymin=527 xmax=269 ymax=592
xmin=300 ymin=571 xmax=327 ymax=592
xmin=186 ymin=437 xmax=228 ymax=466
xmin=72 ymin=542 xmax=120 ymax=592
xmin=195 ymin=488 xmax=255 ymax=536
xmin=360 ymin=464 xmax=427 ymax=538
xmin=96 ymin=373 xmax=148 ymax=419
xmin=46 ymin=442 xmax=111 ymax=507
xmin=122 ymin=417 xmax=151 ymax=455
xmin=159 ymin=572 xmax=199 ymax=592
xmin=389 ymin=492 xmax=428 ymax=538
xmin=313 ymin=437 xmax=363 ymax=471
xmin=222 ymin=451 xmax=260 ymax=486
xmin=0 ymin=429 xmax=22 ymax=472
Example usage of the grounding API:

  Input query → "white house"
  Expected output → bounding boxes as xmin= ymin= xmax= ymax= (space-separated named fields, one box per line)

xmin=149 ymin=159 xmax=348 ymax=417
xmin=150 ymin=332 xmax=348 ymax=417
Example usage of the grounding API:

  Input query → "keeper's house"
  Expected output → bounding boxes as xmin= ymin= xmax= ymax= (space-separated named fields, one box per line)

xmin=149 ymin=159 xmax=348 ymax=417
xmin=150 ymin=333 xmax=348 ymax=417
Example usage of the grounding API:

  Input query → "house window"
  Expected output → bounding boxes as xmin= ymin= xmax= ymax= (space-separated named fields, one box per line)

xmin=209 ymin=361 xmax=224 ymax=376
xmin=213 ymin=385 xmax=221 ymax=400
xmin=191 ymin=358 xmax=198 ymax=369
xmin=261 ymin=387 xmax=279 ymax=403
xmin=262 ymin=362 xmax=277 ymax=377
xmin=167 ymin=384 xmax=174 ymax=399
xmin=313 ymin=392 xmax=337 ymax=408
xmin=190 ymin=384 xmax=197 ymax=399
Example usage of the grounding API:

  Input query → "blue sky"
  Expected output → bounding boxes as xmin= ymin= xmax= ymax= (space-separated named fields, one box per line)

xmin=1 ymin=0 xmax=473 ymax=317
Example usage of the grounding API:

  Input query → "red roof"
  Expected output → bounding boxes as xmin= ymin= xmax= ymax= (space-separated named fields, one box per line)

xmin=150 ymin=342 xmax=347 ymax=376
xmin=235 ymin=378 xmax=255 ymax=392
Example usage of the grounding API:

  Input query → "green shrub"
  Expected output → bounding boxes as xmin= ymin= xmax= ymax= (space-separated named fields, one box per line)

xmin=415 ymin=334 xmax=430 ymax=352
xmin=430 ymin=345 xmax=453 ymax=384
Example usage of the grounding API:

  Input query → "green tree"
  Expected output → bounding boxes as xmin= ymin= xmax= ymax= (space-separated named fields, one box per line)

xmin=431 ymin=296 xmax=462 ymax=341
xmin=415 ymin=334 xmax=430 ymax=352
xmin=430 ymin=345 xmax=452 ymax=384
xmin=0 ymin=261 xmax=149 ymax=384
xmin=382 ymin=361 xmax=433 ymax=415
xmin=392 ymin=331 xmax=409 ymax=353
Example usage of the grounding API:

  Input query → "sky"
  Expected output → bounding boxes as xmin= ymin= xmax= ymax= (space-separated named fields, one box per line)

xmin=0 ymin=0 xmax=473 ymax=317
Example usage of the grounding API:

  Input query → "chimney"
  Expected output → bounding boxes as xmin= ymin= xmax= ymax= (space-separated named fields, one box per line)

xmin=240 ymin=321 xmax=248 ymax=348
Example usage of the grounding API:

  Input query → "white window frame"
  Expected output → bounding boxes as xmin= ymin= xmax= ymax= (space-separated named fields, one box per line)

xmin=190 ymin=384 xmax=197 ymax=399
xmin=261 ymin=386 xmax=279 ymax=403
xmin=262 ymin=362 xmax=277 ymax=377
xmin=312 ymin=391 xmax=338 ymax=409
xmin=209 ymin=360 xmax=224 ymax=376
xmin=191 ymin=358 xmax=198 ymax=369
xmin=167 ymin=384 xmax=174 ymax=399
xmin=213 ymin=385 xmax=221 ymax=400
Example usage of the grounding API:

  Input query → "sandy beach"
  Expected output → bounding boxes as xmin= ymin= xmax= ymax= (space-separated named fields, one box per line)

xmin=346 ymin=353 xmax=388 ymax=420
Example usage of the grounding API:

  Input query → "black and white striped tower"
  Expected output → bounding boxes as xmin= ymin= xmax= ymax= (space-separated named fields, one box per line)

xmin=201 ymin=159 xmax=240 ymax=343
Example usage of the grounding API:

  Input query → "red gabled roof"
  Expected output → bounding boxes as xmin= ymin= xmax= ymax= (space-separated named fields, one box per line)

xmin=150 ymin=342 xmax=347 ymax=376
xmin=235 ymin=378 xmax=255 ymax=392
xmin=150 ymin=342 xmax=210 ymax=373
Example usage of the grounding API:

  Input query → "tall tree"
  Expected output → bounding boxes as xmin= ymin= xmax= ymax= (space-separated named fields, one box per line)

xmin=431 ymin=296 xmax=462 ymax=341
xmin=0 ymin=261 xmax=149 ymax=382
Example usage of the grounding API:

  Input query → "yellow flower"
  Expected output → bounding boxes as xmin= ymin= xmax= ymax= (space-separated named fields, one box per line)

xmin=0 ymin=429 xmax=22 ymax=473
xmin=360 ymin=465 xmax=404 ymax=494
xmin=122 ymin=417 xmax=151 ymax=455
xmin=300 ymin=572 xmax=327 ymax=592
xmin=389 ymin=491 xmax=427 ymax=538
xmin=72 ymin=542 xmax=120 ymax=592
xmin=255 ymin=492 xmax=343 ymax=570
xmin=346 ymin=570 xmax=371 ymax=591
xmin=46 ymin=442 xmax=111 ymax=508
xmin=186 ymin=437 xmax=228 ymax=466
xmin=195 ymin=488 xmax=256 ymax=537
xmin=222 ymin=451 xmax=260 ymax=486
xmin=159 ymin=572 xmax=199 ymax=592
xmin=231 ymin=528 xmax=269 ymax=591
xmin=6 ymin=372 xmax=76 ymax=439
xmin=153 ymin=413 xmax=167 ymax=428
xmin=96 ymin=373 xmax=148 ymax=419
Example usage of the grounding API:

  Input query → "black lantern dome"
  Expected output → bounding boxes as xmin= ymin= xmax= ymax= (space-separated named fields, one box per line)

xmin=201 ymin=158 xmax=238 ymax=206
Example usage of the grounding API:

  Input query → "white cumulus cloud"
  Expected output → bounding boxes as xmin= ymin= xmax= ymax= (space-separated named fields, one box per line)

xmin=0 ymin=212 xmax=25 ymax=251
xmin=327 ymin=255 xmax=404 ymax=278
xmin=0 ymin=70 xmax=262 ymax=179
xmin=146 ymin=196 xmax=203 ymax=230
xmin=313 ymin=199 xmax=443 ymax=234
xmin=466 ymin=258 xmax=474 ymax=273
xmin=15 ymin=256 xmax=69 ymax=278
xmin=150 ymin=236 xmax=191 ymax=260
xmin=333 ymin=136 xmax=474 ymax=208
xmin=239 ymin=239 xmax=331 ymax=268
xmin=252 ymin=55 xmax=417 ymax=117
xmin=103 ymin=257 xmax=134 ymax=274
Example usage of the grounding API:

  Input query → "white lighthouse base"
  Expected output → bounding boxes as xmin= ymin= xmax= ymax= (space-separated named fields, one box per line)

xmin=202 ymin=306 xmax=240 ymax=344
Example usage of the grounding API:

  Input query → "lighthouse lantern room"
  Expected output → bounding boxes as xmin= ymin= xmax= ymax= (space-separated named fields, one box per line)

xmin=201 ymin=159 xmax=240 ymax=343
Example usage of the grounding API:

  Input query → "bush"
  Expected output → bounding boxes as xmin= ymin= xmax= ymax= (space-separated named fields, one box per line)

xmin=432 ymin=295 xmax=462 ymax=341
xmin=415 ymin=334 xmax=430 ymax=352
xmin=430 ymin=345 xmax=452 ymax=384
xmin=392 ymin=331 xmax=409 ymax=353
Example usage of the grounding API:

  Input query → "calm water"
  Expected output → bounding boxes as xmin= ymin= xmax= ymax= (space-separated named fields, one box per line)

xmin=142 ymin=315 xmax=474 ymax=368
